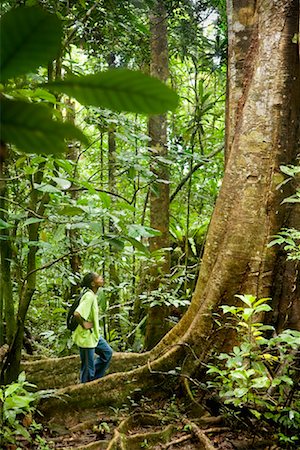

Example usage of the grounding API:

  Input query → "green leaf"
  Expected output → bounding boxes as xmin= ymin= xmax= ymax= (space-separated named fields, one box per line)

xmin=22 ymin=217 xmax=44 ymax=227
xmin=220 ymin=305 xmax=239 ymax=315
xmin=33 ymin=183 xmax=60 ymax=193
xmin=57 ymin=206 xmax=85 ymax=216
xmin=51 ymin=177 xmax=72 ymax=190
xmin=280 ymin=165 xmax=300 ymax=177
xmin=0 ymin=218 xmax=12 ymax=229
xmin=241 ymin=307 xmax=254 ymax=321
xmin=254 ymin=304 xmax=272 ymax=313
xmin=251 ymin=376 xmax=271 ymax=389
xmin=233 ymin=387 xmax=248 ymax=398
xmin=1 ymin=98 xmax=88 ymax=154
xmin=235 ymin=294 xmax=256 ymax=307
xmin=250 ymin=409 xmax=261 ymax=419
xmin=123 ymin=236 xmax=150 ymax=256
xmin=99 ymin=192 xmax=111 ymax=208
xmin=4 ymin=383 xmax=20 ymax=398
xmin=253 ymin=297 xmax=271 ymax=308
xmin=47 ymin=69 xmax=179 ymax=114
xmin=127 ymin=224 xmax=161 ymax=238
xmin=108 ymin=237 xmax=124 ymax=251
xmin=0 ymin=6 xmax=62 ymax=82
xmin=14 ymin=423 xmax=31 ymax=439
xmin=4 ymin=395 xmax=33 ymax=410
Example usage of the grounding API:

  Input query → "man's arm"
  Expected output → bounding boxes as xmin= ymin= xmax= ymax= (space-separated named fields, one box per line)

xmin=74 ymin=311 xmax=93 ymax=329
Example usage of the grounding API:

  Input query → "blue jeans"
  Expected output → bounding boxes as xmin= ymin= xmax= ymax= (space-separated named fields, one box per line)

xmin=79 ymin=337 xmax=113 ymax=383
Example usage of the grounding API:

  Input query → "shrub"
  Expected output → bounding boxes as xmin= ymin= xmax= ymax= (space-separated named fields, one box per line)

xmin=206 ymin=294 xmax=300 ymax=448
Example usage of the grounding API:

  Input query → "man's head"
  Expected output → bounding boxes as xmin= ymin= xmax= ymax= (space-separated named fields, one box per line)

xmin=81 ymin=272 xmax=104 ymax=293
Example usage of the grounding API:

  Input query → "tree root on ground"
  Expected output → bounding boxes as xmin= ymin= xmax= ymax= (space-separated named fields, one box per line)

xmin=182 ymin=419 xmax=215 ymax=450
xmin=106 ymin=413 xmax=175 ymax=450
xmin=21 ymin=351 xmax=149 ymax=389
xmin=38 ymin=344 xmax=187 ymax=421
xmin=54 ymin=413 xmax=216 ymax=450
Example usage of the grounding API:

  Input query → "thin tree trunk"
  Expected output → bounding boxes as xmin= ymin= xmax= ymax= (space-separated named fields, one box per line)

xmin=1 ymin=169 xmax=49 ymax=383
xmin=108 ymin=124 xmax=121 ymax=333
xmin=0 ymin=147 xmax=15 ymax=346
xmin=66 ymin=98 xmax=82 ymax=298
xmin=106 ymin=54 xmax=121 ymax=334
xmin=145 ymin=1 xmax=170 ymax=350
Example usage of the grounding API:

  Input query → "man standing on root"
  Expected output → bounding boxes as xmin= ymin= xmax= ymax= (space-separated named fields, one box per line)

xmin=72 ymin=272 xmax=113 ymax=383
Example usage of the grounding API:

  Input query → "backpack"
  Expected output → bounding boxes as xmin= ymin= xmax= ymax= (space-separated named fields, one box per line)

xmin=66 ymin=289 xmax=87 ymax=332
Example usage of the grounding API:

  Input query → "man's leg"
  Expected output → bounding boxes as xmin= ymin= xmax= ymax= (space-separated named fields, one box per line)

xmin=79 ymin=347 xmax=95 ymax=383
xmin=94 ymin=337 xmax=113 ymax=379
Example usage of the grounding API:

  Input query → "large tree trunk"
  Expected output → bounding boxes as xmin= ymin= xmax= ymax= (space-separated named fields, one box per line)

xmin=34 ymin=0 xmax=300 ymax=423
xmin=154 ymin=0 xmax=300 ymax=356
xmin=144 ymin=1 xmax=171 ymax=350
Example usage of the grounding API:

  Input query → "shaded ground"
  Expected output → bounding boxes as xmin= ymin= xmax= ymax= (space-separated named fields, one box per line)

xmin=4 ymin=401 xmax=280 ymax=450
xmin=5 ymin=356 xmax=282 ymax=449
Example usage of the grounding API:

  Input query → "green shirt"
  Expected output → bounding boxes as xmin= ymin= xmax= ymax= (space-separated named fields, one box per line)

xmin=72 ymin=289 xmax=100 ymax=348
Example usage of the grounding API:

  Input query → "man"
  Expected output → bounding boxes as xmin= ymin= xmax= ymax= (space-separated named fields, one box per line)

xmin=73 ymin=272 xmax=113 ymax=383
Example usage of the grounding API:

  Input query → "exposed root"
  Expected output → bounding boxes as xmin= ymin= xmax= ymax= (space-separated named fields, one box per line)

xmin=203 ymin=427 xmax=231 ymax=434
xmin=38 ymin=343 xmax=186 ymax=421
xmin=22 ymin=351 xmax=149 ymax=389
xmin=162 ymin=434 xmax=193 ymax=448
xmin=182 ymin=419 xmax=215 ymax=450
xmin=106 ymin=414 xmax=176 ymax=450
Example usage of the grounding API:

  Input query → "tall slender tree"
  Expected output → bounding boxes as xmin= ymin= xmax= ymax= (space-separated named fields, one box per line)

xmin=145 ymin=0 xmax=171 ymax=350
xmin=0 ymin=144 xmax=15 ymax=347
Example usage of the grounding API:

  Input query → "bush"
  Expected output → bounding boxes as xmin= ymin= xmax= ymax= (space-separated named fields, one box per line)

xmin=206 ymin=294 xmax=300 ymax=448
xmin=0 ymin=372 xmax=44 ymax=448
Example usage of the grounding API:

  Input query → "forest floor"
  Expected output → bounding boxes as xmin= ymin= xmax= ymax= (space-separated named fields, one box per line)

xmin=38 ymin=415 xmax=278 ymax=450
xmin=5 ymin=398 xmax=281 ymax=450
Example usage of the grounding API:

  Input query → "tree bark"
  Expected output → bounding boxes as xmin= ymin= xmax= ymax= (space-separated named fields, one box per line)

xmin=108 ymin=123 xmax=121 ymax=333
xmin=0 ymin=147 xmax=15 ymax=346
xmin=1 ymin=168 xmax=49 ymax=384
xmin=66 ymin=98 xmax=82 ymax=298
xmin=145 ymin=1 xmax=171 ymax=350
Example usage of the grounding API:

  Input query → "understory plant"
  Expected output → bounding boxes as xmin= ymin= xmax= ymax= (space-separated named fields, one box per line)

xmin=0 ymin=371 xmax=44 ymax=448
xmin=206 ymin=294 xmax=300 ymax=448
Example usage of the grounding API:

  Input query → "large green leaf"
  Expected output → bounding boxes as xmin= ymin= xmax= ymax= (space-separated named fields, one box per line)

xmin=47 ymin=69 xmax=179 ymax=114
xmin=0 ymin=98 xmax=88 ymax=155
xmin=0 ymin=7 xmax=62 ymax=82
xmin=124 ymin=236 xmax=151 ymax=256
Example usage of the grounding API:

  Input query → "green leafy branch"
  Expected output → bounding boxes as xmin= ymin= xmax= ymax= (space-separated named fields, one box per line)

xmin=0 ymin=6 xmax=178 ymax=156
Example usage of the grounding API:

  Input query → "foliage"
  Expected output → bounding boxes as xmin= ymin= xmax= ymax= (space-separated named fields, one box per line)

xmin=207 ymin=295 xmax=300 ymax=448
xmin=269 ymin=228 xmax=300 ymax=260
xmin=0 ymin=6 xmax=178 ymax=156
xmin=0 ymin=372 xmax=43 ymax=448
xmin=268 ymin=165 xmax=300 ymax=260
xmin=0 ymin=1 xmax=225 ymax=365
